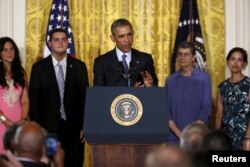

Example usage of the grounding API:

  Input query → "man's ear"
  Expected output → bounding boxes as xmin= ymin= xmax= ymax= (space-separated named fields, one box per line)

xmin=48 ymin=41 xmax=52 ymax=48
xmin=110 ymin=35 xmax=115 ymax=42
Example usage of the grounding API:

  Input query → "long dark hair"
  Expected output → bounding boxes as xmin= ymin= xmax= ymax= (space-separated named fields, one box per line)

xmin=0 ymin=37 xmax=25 ymax=88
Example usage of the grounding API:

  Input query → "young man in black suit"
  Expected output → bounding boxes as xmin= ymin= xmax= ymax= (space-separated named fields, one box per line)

xmin=29 ymin=28 xmax=89 ymax=167
xmin=93 ymin=18 xmax=158 ymax=87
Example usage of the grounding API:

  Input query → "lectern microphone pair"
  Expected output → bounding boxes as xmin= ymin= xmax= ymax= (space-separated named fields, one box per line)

xmin=116 ymin=61 xmax=136 ymax=87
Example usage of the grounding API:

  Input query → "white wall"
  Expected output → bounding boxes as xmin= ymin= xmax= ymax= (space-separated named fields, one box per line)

xmin=0 ymin=0 xmax=250 ymax=76
xmin=225 ymin=0 xmax=250 ymax=77
xmin=0 ymin=0 xmax=26 ymax=66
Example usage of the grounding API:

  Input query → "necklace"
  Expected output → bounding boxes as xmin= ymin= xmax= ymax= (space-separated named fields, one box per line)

xmin=3 ymin=79 xmax=18 ymax=107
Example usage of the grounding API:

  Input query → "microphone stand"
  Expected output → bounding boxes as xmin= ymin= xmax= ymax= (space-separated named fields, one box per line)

xmin=117 ymin=61 xmax=136 ymax=87
xmin=121 ymin=73 xmax=132 ymax=87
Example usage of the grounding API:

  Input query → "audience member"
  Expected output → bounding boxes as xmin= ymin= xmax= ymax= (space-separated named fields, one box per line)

xmin=0 ymin=37 xmax=29 ymax=153
xmin=29 ymin=28 xmax=89 ymax=167
xmin=180 ymin=122 xmax=210 ymax=154
xmin=93 ymin=18 xmax=158 ymax=87
xmin=215 ymin=47 xmax=250 ymax=150
xmin=165 ymin=41 xmax=211 ymax=143
xmin=14 ymin=122 xmax=48 ymax=167
xmin=144 ymin=144 xmax=191 ymax=167
xmin=3 ymin=124 xmax=20 ymax=153
xmin=14 ymin=122 xmax=64 ymax=167
xmin=202 ymin=130 xmax=232 ymax=151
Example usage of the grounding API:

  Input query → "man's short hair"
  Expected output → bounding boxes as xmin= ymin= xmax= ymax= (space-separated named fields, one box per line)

xmin=49 ymin=28 xmax=68 ymax=41
xmin=111 ymin=18 xmax=133 ymax=35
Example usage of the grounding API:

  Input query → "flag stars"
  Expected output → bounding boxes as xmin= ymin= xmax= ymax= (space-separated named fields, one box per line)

xmin=195 ymin=19 xmax=199 ymax=24
xmin=50 ymin=14 xmax=54 ymax=21
xmin=58 ymin=4 xmax=62 ymax=11
xmin=57 ymin=15 xmax=62 ymax=22
xmin=63 ymin=5 xmax=68 ymax=12
xmin=49 ymin=25 xmax=53 ymax=31
xmin=178 ymin=22 xmax=183 ymax=27
xmin=178 ymin=18 xmax=200 ymax=27
xmin=63 ymin=16 xmax=67 ymax=22
xmin=183 ymin=20 xmax=187 ymax=25
xmin=67 ymin=48 xmax=71 ymax=54
xmin=52 ymin=4 xmax=56 ymax=10
xmin=68 ymin=37 xmax=72 ymax=43
xmin=68 ymin=27 xmax=72 ymax=33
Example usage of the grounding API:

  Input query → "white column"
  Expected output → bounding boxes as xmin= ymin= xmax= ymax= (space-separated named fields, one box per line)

xmin=225 ymin=0 xmax=250 ymax=77
xmin=0 ymin=0 xmax=14 ymax=37
xmin=0 ymin=0 xmax=26 ymax=65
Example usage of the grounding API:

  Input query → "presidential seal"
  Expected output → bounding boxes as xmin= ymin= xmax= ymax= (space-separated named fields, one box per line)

xmin=111 ymin=94 xmax=143 ymax=126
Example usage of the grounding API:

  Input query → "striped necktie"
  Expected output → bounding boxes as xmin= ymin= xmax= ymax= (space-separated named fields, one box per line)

xmin=57 ymin=63 xmax=67 ymax=120
xmin=122 ymin=54 xmax=129 ymax=73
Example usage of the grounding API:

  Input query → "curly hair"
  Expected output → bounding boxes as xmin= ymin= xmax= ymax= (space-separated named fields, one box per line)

xmin=0 ymin=37 xmax=25 ymax=88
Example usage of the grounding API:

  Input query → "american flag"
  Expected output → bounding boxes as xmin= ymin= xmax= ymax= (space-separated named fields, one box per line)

xmin=44 ymin=0 xmax=76 ymax=57
xmin=171 ymin=0 xmax=206 ymax=73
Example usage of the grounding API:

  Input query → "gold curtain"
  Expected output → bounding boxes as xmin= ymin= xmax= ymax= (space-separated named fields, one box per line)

xmin=25 ymin=0 xmax=224 ymax=166
xmin=197 ymin=0 xmax=225 ymax=127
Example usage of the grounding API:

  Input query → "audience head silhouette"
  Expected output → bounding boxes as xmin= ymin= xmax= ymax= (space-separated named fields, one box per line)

xmin=202 ymin=130 xmax=232 ymax=151
xmin=145 ymin=144 xmax=191 ymax=167
xmin=14 ymin=122 xmax=47 ymax=163
xmin=180 ymin=122 xmax=210 ymax=154
xmin=3 ymin=124 xmax=20 ymax=153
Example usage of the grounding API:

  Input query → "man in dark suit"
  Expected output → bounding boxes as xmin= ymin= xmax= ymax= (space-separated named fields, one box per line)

xmin=94 ymin=18 xmax=158 ymax=87
xmin=29 ymin=28 xmax=89 ymax=167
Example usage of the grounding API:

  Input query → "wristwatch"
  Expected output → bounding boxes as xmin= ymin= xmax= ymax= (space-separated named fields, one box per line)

xmin=0 ymin=115 xmax=6 ymax=122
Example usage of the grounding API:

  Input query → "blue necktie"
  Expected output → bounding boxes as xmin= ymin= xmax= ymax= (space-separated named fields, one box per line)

xmin=122 ymin=54 xmax=129 ymax=73
xmin=57 ymin=63 xmax=67 ymax=120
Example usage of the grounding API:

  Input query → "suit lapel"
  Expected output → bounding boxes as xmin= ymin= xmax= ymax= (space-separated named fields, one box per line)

xmin=130 ymin=49 xmax=141 ymax=85
xmin=110 ymin=48 xmax=120 ymax=63
xmin=46 ymin=56 xmax=59 ymax=90
xmin=131 ymin=49 xmax=141 ymax=69
xmin=109 ymin=49 xmax=122 ymax=73
xmin=65 ymin=56 xmax=73 ymax=90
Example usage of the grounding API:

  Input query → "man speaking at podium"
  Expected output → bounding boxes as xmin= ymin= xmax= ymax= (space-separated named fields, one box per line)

xmin=93 ymin=18 xmax=158 ymax=87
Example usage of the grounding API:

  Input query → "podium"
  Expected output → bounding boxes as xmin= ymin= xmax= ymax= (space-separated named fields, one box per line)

xmin=83 ymin=87 xmax=169 ymax=167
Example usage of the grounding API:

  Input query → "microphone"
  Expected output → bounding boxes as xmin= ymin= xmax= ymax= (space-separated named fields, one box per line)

xmin=129 ymin=61 xmax=136 ymax=75
xmin=116 ymin=62 xmax=124 ymax=75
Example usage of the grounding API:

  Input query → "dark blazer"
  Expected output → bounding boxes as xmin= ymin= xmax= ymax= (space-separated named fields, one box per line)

xmin=93 ymin=48 xmax=158 ymax=86
xmin=29 ymin=55 xmax=89 ymax=138
xmin=20 ymin=160 xmax=48 ymax=167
